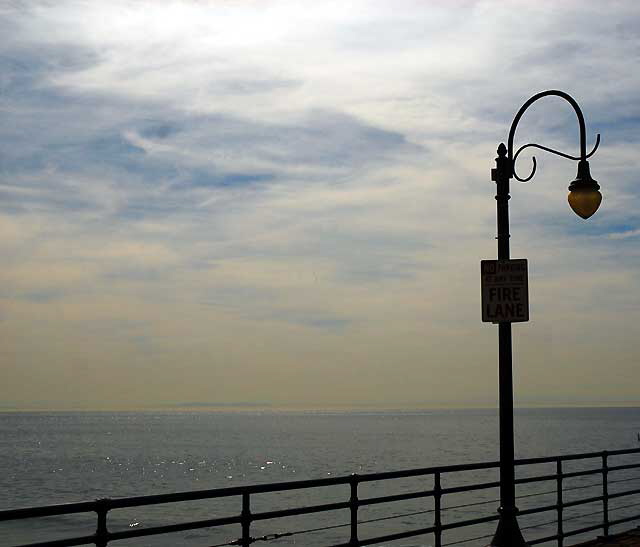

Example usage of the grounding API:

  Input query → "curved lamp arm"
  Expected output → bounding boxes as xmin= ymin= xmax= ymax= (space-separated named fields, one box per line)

xmin=506 ymin=90 xmax=601 ymax=182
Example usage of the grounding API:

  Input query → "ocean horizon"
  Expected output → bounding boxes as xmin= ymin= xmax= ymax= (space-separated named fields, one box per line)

xmin=3 ymin=402 xmax=640 ymax=412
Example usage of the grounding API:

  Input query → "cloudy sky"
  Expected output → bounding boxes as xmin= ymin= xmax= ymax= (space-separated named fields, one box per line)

xmin=1 ymin=0 xmax=638 ymax=409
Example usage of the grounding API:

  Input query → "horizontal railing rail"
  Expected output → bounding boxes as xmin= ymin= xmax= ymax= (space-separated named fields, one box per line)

xmin=2 ymin=447 xmax=640 ymax=547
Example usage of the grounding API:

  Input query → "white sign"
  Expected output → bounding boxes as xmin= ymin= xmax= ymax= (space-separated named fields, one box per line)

xmin=481 ymin=259 xmax=529 ymax=323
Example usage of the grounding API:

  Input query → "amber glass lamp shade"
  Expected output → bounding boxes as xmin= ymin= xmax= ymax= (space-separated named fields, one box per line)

xmin=568 ymin=189 xmax=602 ymax=219
xmin=568 ymin=160 xmax=601 ymax=219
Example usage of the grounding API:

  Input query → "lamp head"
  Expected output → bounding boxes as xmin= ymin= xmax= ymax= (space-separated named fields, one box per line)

xmin=568 ymin=160 xmax=602 ymax=219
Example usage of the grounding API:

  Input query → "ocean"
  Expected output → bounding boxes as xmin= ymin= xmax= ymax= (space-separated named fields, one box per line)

xmin=1 ymin=408 xmax=640 ymax=546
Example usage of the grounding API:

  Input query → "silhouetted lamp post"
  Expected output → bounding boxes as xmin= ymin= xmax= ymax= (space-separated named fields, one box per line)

xmin=489 ymin=90 xmax=601 ymax=547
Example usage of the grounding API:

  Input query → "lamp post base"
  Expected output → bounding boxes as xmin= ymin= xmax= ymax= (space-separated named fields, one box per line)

xmin=486 ymin=507 xmax=527 ymax=547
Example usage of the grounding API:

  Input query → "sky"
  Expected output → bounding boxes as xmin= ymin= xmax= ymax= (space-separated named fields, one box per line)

xmin=1 ymin=0 xmax=639 ymax=410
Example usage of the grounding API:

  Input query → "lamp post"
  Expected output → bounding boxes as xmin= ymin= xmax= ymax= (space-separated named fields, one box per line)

xmin=488 ymin=90 xmax=602 ymax=547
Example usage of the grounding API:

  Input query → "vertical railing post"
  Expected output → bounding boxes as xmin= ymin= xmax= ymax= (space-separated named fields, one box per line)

xmin=241 ymin=492 xmax=252 ymax=547
xmin=350 ymin=474 xmax=359 ymax=546
xmin=602 ymin=451 xmax=609 ymax=537
xmin=95 ymin=498 xmax=109 ymax=547
xmin=434 ymin=472 xmax=442 ymax=547
xmin=556 ymin=459 xmax=563 ymax=547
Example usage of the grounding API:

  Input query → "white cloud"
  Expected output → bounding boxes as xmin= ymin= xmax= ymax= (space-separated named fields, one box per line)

xmin=609 ymin=229 xmax=640 ymax=239
xmin=1 ymin=0 xmax=639 ymax=407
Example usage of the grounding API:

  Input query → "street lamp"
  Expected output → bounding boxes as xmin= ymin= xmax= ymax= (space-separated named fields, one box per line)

xmin=488 ymin=90 xmax=601 ymax=547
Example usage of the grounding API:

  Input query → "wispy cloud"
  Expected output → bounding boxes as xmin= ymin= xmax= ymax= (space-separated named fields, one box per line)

xmin=1 ymin=0 xmax=639 ymax=408
xmin=608 ymin=228 xmax=640 ymax=239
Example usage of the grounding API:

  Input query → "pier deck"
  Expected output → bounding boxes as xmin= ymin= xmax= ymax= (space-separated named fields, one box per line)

xmin=572 ymin=528 xmax=640 ymax=546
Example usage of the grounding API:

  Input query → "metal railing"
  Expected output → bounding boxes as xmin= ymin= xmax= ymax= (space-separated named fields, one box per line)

xmin=2 ymin=447 xmax=640 ymax=547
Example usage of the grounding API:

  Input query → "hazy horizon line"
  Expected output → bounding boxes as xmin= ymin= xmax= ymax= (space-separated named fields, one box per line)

xmin=2 ymin=401 xmax=640 ymax=412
